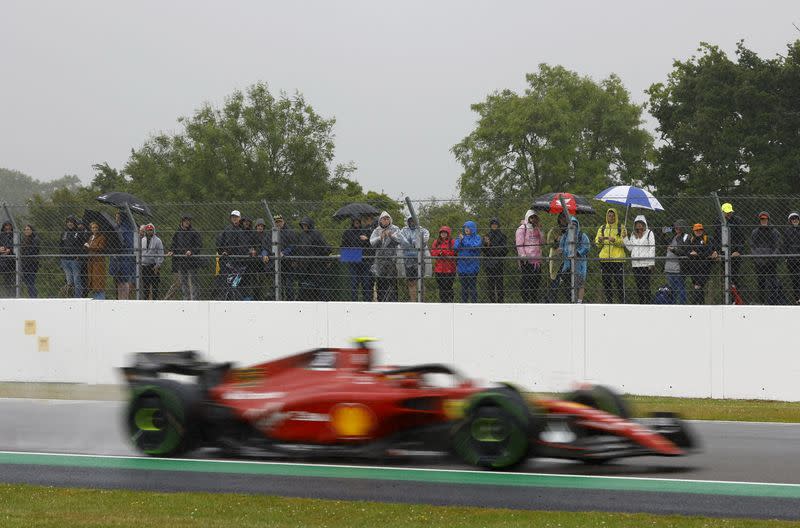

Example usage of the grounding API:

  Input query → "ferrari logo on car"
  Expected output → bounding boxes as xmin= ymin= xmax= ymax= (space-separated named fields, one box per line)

xmin=330 ymin=403 xmax=376 ymax=438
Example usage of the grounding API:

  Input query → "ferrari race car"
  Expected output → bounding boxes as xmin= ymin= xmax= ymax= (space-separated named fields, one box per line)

xmin=121 ymin=340 xmax=696 ymax=469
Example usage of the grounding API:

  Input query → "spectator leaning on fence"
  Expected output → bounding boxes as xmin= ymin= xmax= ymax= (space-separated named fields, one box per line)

xmin=546 ymin=213 xmax=569 ymax=303
xmin=252 ymin=218 xmax=272 ymax=301
xmin=168 ymin=214 xmax=203 ymax=301
xmin=454 ymin=220 xmax=482 ymax=303
xmin=430 ymin=225 xmax=456 ymax=303
xmin=370 ymin=211 xmax=406 ymax=302
xmin=341 ymin=216 xmax=372 ymax=302
xmin=664 ymin=219 xmax=690 ymax=304
xmin=483 ymin=218 xmax=508 ymax=303
xmin=84 ymin=222 xmax=107 ymax=300
xmin=624 ymin=215 xmax=656 ymax=304
xmin=595 ymin=208 xmax=628 ymax=304
xmin=141 ymin=224 xmax=165 ymax=300
xmin=20 ymin=224 xmax=39 ymax=298
xmin=750 ymin=212 xmax=783 ymax=305
xmin=687 ymin=223 xmax=717 ymax=305
xmin=400 ymin=216 xmax=429 ymax=302
xmin=515 ymin=210 xmax=543 ymax=304
xmin=784 ymin=212 xmax=800 ymax=305
xmin=716 ymin=203 xmax=747 ymax=291
xmin=0 ymin=221 xmax=15 ymax=297
xmin=59 ymin=215 xmax=86 ymax=298
xmin=558 ymin=216 xmax=590 ymax=303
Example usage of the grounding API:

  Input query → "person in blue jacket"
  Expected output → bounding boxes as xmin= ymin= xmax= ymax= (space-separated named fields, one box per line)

xmin=559 ymin=216 xmax=591 ymax=303
xmin=453 ymin=220 xmax=482 ymax=302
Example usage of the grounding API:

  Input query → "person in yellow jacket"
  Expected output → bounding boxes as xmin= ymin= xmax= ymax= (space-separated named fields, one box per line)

xmin=594 ymin=208 xmax=628 ymax=303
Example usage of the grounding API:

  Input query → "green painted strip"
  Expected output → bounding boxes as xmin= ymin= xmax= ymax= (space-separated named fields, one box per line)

xmin=1 ymin=451 xmax=799 ymax=499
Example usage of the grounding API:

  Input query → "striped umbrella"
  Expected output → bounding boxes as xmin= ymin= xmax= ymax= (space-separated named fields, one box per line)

xmin=594 ymin=185 xmax=664 ymax=211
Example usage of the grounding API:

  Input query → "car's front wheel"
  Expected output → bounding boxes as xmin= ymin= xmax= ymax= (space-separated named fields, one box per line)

xmin=452 ymin=401 xmax=530 ymax=470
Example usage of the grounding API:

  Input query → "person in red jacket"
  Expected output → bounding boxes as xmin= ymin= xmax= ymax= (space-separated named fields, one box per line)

xmin=431 ymin=226 xmax=457 ymax=302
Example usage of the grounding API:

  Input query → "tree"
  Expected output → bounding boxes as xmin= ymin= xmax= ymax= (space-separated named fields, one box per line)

xmin=122 ymin=82 xmax=353 ymax=203
xmin=647 ymin=40 xmax=800 ymax=195
xmin=0 ymin=167 xmax=81 ymax=205
xmin=452 ymin=65 xmax=653 ymax=210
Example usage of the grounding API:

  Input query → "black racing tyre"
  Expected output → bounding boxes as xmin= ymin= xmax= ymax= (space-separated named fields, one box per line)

xmin=126 ymin=379 xmax=202 ymax=457
xmin=567 ymin=385 xmax=631 ymax=419
xmin=452 ymin=401 xmax=530 ymax=470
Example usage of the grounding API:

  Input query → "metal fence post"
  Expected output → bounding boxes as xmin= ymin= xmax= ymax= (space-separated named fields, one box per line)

xmin=404 ymin=197 xmax=423 ymax=302
xmin=2 ymin=204 xmax=21 ymax=298
xmin=125 ymin=204 xmax=141 ymax=300
xmin=711 ymin=192 xmax=730 ymax=305
xmin=262 ymin=200 xmax=280 ymax=301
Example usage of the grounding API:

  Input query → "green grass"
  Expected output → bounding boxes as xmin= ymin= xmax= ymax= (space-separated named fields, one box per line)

xmin=627 ymin=395 xmax=800 ymax=423
xmin=0 ymin=484 xmax=797 ymax=528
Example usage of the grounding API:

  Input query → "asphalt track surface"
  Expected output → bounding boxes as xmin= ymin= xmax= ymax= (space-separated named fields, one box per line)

xmin=1 ymin=399 xmax=800 ymax=520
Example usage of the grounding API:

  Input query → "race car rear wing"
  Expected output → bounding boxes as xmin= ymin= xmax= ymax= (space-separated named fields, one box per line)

xmin=120 ymin=351 xmax=232 ymax=383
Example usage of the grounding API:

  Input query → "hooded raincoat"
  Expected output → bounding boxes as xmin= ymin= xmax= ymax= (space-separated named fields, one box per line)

xmin=560 ymin=217 xmax=590 ymax=279
xmin=370 ymin=211 xmax=407 ymax=277
xmin=430 ymin=226 xmax=456 ymax=275
xmin=453 ymin=220 xmax=482 ymax=276
xmin=623 ymin=215 xmax=656 ymax=268
xmin=595 ymin=208 xmax=627 ymax=261
xmin=515 ymin=210 xmax=543 ymax=267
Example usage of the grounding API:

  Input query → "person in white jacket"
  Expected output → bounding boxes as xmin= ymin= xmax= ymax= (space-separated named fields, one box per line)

xmin=624 ymin=215 xmax=656 ymax=304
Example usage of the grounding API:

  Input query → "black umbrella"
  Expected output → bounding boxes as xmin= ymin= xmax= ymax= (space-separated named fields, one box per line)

xmin=97 ymin=191 xmax=152 ymax=217
xmin=83 ymin=209 xmax=124 ymax=249
xmin=532 ymin=192 xmax=595 ymax=215
xmin=332 ymin=202 xmax=380 ymax=221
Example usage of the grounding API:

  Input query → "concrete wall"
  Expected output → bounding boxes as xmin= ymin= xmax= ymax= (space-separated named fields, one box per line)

xmin=0 ymin=299 xmax=796 ymax=400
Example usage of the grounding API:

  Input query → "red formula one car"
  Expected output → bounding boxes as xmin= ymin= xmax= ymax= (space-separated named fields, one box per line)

xmin=122 ymin=340 xmax=696 ymax=469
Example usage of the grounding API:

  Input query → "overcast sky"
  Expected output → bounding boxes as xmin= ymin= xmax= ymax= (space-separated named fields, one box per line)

xmin=1 ymin=0 xmax=798 ymax=200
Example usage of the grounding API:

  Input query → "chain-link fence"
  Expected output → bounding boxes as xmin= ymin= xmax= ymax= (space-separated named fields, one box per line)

xmin=1 ymin=195 xmax=799 ymax=305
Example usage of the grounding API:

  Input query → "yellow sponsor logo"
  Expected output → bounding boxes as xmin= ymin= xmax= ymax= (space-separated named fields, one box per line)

xmin=443 ymin=399 xmax=466 ymax=420
xmin=330 ymin=404 xmax=376 ymax=438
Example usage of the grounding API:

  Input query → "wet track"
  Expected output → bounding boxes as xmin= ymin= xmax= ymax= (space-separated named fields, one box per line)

xmin=2 ymin=399 xmax=800 ymax=520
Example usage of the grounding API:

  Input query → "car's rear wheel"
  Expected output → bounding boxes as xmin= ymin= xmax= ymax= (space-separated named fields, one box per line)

xmin=126 ymin=380 xmax=201 ymax=457
xmin=452 ymin=400 xmax=530 ymax=470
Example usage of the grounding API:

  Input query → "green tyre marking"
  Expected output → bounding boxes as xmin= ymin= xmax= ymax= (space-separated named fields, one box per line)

xmin=129 ymin=384 xmax=185 ymax=456
xmin=134 ymin=408 xmax=161 ymax=432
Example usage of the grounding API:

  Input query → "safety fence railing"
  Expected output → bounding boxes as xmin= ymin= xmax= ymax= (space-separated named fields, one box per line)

xmin=1 ymin=195 xmax=799 ymax=305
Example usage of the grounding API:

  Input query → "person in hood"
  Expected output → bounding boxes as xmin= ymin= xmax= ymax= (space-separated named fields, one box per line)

xmin=168 ymin=215 xmax=203 ymax=300
xmin=595 ymin=208 xmax=628 ymax=303
xmin=370 ymin=211 xmax=407 ymax=302
xmin=110 ymin=210 xmax=135 ymax=300
xmin=431 ymin=226 xmax=456 ymax=302
xmin=515 ymin=210 xmax=542 ymax=303
xmin=482 ymin=218 xmax=508 ymax=303
xmin=687 ymin=223 xmax=717 ymax=305
xmin=0 ymin=221 xmax=15 ymax=297
xmin=624 ymin=215 xmax=656 ymax=304
xmin=251 ymin=218 xmax=272 ymax=301
xmin=59 ymin=215 xmax=87 ymax=298
xmin=341 ymin=216 xmax=372 ymax=301
xmin=715 ymin=202 xmax=747 ymax=290
xmin=785 ymin=212 xmax=800 ymax=304
xmin=750 ymin=212 xmax=784 ymax=305
xmin=20 ymin=224 xmax=40 ymax=298
xmin=273 ymin=214 xmax=297 ymax=300
xmin=399 ymin=216 xmax=430 ymax=302
xmin=558 ymin=216 xmax=591 ymax=303
xmin=453 ymin=220 xmax=482 ymax=303
xmin=546 ymin=213 xmax=570 ymax=303
xmin=84 ymin=221 xmax=108 ymax=299
xmin=664 ymin=219 xmax=690 ymax=304
xmin=141 ymin=223 xmax=165 ymax=300
xmin=293 ymin=216 xmax=332 ymax=301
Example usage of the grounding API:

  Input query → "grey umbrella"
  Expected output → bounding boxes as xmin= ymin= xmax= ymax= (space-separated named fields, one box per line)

xmin=333 ymin=203 xmax=380 ymax=221
xmin=97 ymin=192 xmax=152 ymax=217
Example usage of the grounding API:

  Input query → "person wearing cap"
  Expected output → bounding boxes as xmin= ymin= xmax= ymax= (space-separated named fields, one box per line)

xmin=664 ymin=219 xmax=691 ymax=304
xmin=484 ymin=217 xmax=508 ymax=303
xmin=749 ymin=212 xmax=783 ymax=305
xmin=216 ymin=210 xmax=250 ymax=299
xmin=715 ymin=203 xmax=747 ymax=291
xmin=784 ymin=212 xmax=800 ymax=304
xmin=168 ymin=214 xmax=203 ymax=300
xmin=370 ymin=211 xmax=407 ymax=302
xmin=594 ymin=208 xmax=628 ymax=303
xmin=687 ymin=223 xmax=717 ymax=305
xmin=399 ymin=216 xmax=430 ymax=302
xmin=58 ymin=215 xmax=88 ymax=298
xmin=141 ymin=223 xmax=165 ymax=300
xmin=515 ymin=210 xmax=542 ymax=303
xmin=341 ymin=216 xmax=372 ymax=301
xmin=109 ymin=210 xmax=136 ymax=300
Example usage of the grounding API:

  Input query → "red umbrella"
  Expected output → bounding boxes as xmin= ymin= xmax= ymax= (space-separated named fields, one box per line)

xmin=532 ymin=192 xmax=595 ymax=215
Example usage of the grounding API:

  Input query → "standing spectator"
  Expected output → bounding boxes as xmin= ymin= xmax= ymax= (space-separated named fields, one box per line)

xmin=59 ymin=215 xmax=86 ymax=298
xmin=687 ymin=223 xmax=717 ymax=305
xmin=240 ymin=217 xmax=258 ymax=301
xmin=784 ymin=212 xmax=800 ymax=305
xmin=141 ymin=224 xmax=165 ymax=300
xmin=370 ymin=211 xmax=406 ymax=302
xmin=515 ymin=210 xmax=543 ymax=303
xmin=168 ymin=214 xmax=203 ymax=300
xmin=431 ymin=226 xmax=457 ymax=303
xmin=0 ymin=222 xmax=15 ymax=297
xmin=483 ymin=218 xmax=508 ymax=303
xmin=750 ymin=212 xmax=783 ymax=305
xmin=292 ymin=217 xmax=331 ymax=301
xmin=546 ymin=213 xmax=569 ymax=303
xmin=716 ymin=203 xmax=747 ymax=292
xmin=400 ymin=216 xmax=430 ymax=302
xmin=217 ymin=210 xmax=248 ymax=300
xmin=341 ymin=216 xmax=372 ymax=301
xmin=273 ymin=214 xmax=297 ymax=301
xmin=624 ymin=215 xmax=656 ymax=304
xmin=664 ymin=219 xmax=690 ymax=304
xmin=595 ymin=208 xmax=627 ymax=303
xmin=558 ymin=216 xmax=591 ymax=303
xmin=110 ymin=211 xmax=135 ymax=300
xmin=20 ymin=225 xmax=39 ymax=298
xmin=252 ymin=218 xmax=271 ymax=301
xmin=454 ymin=220 xmax=482 ymax=303
xmin=361 ymin=214 xmax=378 ymax=301
xmin=84 ymin=222 xmax=107 ymax=300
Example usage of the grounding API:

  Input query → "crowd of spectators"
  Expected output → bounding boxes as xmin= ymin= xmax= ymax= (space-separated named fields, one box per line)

xmin=1 ymin=201 xmax=800 ymax=305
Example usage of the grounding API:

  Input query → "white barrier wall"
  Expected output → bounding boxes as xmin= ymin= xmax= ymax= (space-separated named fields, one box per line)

xmin=0 ymin=299 xmax=797 ymax=400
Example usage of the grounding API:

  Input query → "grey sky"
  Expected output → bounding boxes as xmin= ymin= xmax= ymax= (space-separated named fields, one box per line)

xmin=1 ymin=0 xmax=798 ymax=200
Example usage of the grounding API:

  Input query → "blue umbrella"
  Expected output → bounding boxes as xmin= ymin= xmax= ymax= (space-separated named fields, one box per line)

xmin=595 ymin=185 xmax=664 ymax=211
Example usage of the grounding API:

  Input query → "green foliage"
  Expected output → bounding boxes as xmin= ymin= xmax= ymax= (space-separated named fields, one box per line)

xmin=453 ymin=65 xmax=653 ymax=210
xmin=647 ymin=40 xmax=800 ymax=195
xmin=0 ymin=167 xmax=81 ymax=206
